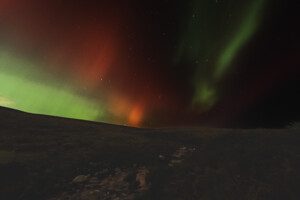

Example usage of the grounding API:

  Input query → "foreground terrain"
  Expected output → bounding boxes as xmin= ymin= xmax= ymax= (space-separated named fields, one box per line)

xmin=0 ymin=107 xmax=299 ymax=200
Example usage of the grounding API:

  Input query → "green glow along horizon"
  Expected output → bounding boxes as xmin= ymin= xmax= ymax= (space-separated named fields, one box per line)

xmin=0 ymin=51 xmax=104 ymax=121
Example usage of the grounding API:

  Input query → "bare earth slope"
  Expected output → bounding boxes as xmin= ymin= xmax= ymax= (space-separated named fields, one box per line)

xmin=0 ymin=107 xmax=299 ymax=200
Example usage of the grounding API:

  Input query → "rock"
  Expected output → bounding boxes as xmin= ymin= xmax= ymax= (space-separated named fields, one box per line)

xmin=168 ymin=159 xmax=183 ymax=167
xmin=136 ymin=167 xmax=150 ymax=191
xmin=89 ymin=177 xmax=99 ymax=183
xmin=171 ymin=159 xmax=182 ymax=164
xmin=115 ymin=168 xmax=121 ymax=174
xmin=72 ymin=175 xmax=89 ymax=183
xmin=173 ymin=146 xmax=188 ymax=158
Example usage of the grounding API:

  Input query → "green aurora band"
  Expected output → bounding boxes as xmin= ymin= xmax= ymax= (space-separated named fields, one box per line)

xmin=214 ymin=0 xmax=265 ymax=79
xmin=177 ymin=0 xmax=265 ymax=110
xmin=0 ymin=51 xmax=104 ymax=121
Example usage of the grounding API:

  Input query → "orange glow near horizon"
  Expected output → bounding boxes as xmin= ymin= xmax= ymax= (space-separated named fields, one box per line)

xmin=128 ymin=105 xmax=144 ymax=127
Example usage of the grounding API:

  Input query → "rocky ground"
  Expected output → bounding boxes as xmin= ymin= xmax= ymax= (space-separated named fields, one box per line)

xmin=0 ymin=107 xmax=299 ymax=200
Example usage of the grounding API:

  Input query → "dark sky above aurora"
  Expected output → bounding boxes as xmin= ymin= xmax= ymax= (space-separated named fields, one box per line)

xmin=0 ymin=0 xmax=299 ymax=127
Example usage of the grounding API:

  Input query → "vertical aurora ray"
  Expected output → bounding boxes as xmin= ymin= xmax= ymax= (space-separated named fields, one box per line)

xmin=0 ymin=51 xmax=105 ymax=121
xmin=176 ymin=0 xmax=266 ymax=110
xmin=214 ymin=0 xmax=265 ymax=79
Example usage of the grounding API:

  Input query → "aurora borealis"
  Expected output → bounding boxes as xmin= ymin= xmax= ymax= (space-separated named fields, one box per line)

xmin=176 ymin=0 xmax=265 ymax=108
xmin=0 ymin=0 xmax=299 ymax=127
xmin=0 ymin=51 xmax=103 ymax=121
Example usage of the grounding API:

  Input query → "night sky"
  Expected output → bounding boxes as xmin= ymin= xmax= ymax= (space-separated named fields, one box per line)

xmin=0 ymin=0 xmax=299 ymax=127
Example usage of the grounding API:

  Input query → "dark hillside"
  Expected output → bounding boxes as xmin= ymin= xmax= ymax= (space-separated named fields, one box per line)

xmin=0 ymin=107 xmax=299 ymax=200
